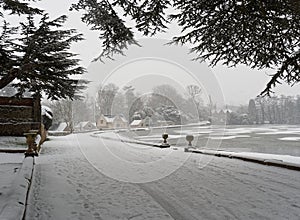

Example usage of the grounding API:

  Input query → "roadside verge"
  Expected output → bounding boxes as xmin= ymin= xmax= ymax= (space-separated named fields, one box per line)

xmin=93 ymin=132 xmax=300 ymax=171
xmin=92 ymin=132 xmax=169 ymax=148
xmin=185 ymin=148 xmax=300 ymax=171
xmin=0 ymin=156 xmax=35 ymax=220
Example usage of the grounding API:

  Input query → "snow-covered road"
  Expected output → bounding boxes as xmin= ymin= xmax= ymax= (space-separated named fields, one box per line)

xmin=26 ymin=133 xmax=300 ymax=220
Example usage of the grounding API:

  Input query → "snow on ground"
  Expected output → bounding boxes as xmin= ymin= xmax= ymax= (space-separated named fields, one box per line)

xmin=135 ymin=134 xmax=201 ymax=141
xmin=102 ymin=132 xmax=300 ymax=166
xmin=55 ymin=122 xmax=68 ymax=131
xmin=257 ymin=130 xmax=300 ymax=135
xmin=26 ymin=134 xmax=174 ymax=220
xmin=0 ymin=153 xmax=24 ymax=212
xmin=278 ymin=137 xmax=300 ymax=141
xmin=234 ymin=152 xmax=300 ymax=164
xmin=190 ymin=149 xmax=300 ymax=166
xmin=209 ymin=135 xmax=251 ymax=140
xmin=0 ymin=136 xmax=27 ymax=149
xmin=26 ymin=133 xmax=300 ymax=220
xmin=175 ymin=129 xmax=213 ymax=134
xmin=119 ymin=125 xmax=300 ymax=156
xmin=174 ymin=125 xmax=300 ymax=137
xmin=0 ymin=153 xmax=24 ymax=164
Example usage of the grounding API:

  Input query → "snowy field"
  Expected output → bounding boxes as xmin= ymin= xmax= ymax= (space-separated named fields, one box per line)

xmin=25 ymin=132 xmax=300 ymax=220
xmin=120 ymin=124 xmax=300 ymax=156
xmin=0 ymin=153 xmax=24 ymax=212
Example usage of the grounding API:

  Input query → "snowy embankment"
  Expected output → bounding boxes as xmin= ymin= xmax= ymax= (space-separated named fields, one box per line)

xmin=0 ymin=153 xmax=34 ymax=220
xmin=0 ymin=154 xmax=24 ymax=202
xmin=26 ymin=133 xmax=300 ymax=219
xmin=188 ymin=149 xmax=300 ymax=171
xmin=96 ymin=131 xmax=300 ymax=171
xmin=92 ymin=131 xmax=166 ymax=148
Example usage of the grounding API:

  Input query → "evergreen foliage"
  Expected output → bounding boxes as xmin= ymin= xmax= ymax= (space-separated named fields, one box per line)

xmin=0 ymin=1 xmax=86 ymax=100
xmin=72 ymin=0 xmax=299 ymax=95
xmin=0 ymin=0 xmax=42 ymax=16
xmin=70 ymin=0 xmax=171 ymax=61
xmin=248 ymin=95 xmax=300 ymax=124
xmin=2 ymin=1 xmax=299 ymax=97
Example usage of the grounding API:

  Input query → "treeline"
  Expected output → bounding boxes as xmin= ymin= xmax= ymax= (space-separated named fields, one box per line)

xmin=95 ymin=83 xmax=211 ymax=125
xmin=44 ymin=83 xmax=300 ymax=127
xmin=214 ymin=95 xmax=300 ymax=125
xmin=248 ymin=96 xmax=300 ymax=125
xmin=43 ymin=83 xmax=211 ymax=128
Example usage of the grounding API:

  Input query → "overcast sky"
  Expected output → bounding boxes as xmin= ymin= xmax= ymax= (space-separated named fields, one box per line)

xmin=31 ymin=1 xmax=300 ymax=106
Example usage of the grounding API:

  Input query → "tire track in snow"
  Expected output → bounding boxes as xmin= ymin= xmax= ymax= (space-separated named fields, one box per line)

xmin=138 ymin=183 xmax=199 ymax=220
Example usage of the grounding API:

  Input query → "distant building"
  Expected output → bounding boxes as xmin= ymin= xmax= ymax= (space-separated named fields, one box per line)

xmin=143 ymin=116 xmax=152 ymax=127
xmin=210 ymin=109 xmax=233 ymax=124
xmin=156 ymin=120 xmax=175 ymax=126
xmin=219 ymin=109 xmax=233 ymax=114
xmin=55 ymin=122 xmax=71 ymax=132
xmin=96 ymin=114 xmax=128 ymax=129
xmin=130 ymin=119 xmax=145 ymax=128
xmin=74 ymin=121 xmax=97 ymax=131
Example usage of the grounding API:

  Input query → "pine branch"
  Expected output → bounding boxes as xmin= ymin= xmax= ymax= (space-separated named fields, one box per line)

xmin=1 ymin=0 xmax=43 ymax=15
xmin=260 ymin=52 xmax=300 ymax=96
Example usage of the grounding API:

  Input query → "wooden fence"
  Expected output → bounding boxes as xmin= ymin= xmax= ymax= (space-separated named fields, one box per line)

xmin=0 ymin=96 xmax=41 ymax=136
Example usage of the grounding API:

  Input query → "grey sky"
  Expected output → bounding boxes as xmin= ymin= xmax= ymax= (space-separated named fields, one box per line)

xmin=31 ymin=1 xmax=300 ymax=106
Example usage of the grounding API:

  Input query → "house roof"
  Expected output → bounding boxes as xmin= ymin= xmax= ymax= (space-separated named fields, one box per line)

xmin=130 ymin=120 xmax=142 ymax=126
xmin=56 ymin=122 xmax=68 ymax=131
xmin=103 ymin=115 xmax=115 ymax=123
xmin=102 ymin=114 xmax=128 ymax=123
xmin=220 ymin=109 xmax=233 ymax=114
xmin=76 ymin=121 xmax=95 ymax=128
xmin=119 ymin=115 xmax=128 ymax=123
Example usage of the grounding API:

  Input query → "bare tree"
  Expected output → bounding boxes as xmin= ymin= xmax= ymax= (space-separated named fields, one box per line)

xmin=186 ymin=85 xmax=203 ymax=119
xmin=151 ymin=84 xmax=185 ymax=109
xmin=96 ymin=83 xmax=119 ymax=116
xmin=50 ymin=99 xmax=74 ymax=132
xmin=111 ymin=92 xmax=125 ymax=116
xmin=123 ymin=86 xmax=144 ymax=121
xmin=72 ymin=95 xmax=94 ymax=123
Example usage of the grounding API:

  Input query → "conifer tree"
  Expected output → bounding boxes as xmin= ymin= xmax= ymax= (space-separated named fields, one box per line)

xmin=2 ymin=1 xmax=299 ymax=97
xmin=0 ymin=1 xmax=86 ymax=100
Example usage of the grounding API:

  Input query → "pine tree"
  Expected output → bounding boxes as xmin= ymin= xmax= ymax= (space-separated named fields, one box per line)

xmin=2 ymin=1 xmax=299 ymax=97
xmin=0 ymin=2 xmax=86 ymax=100
xmin=0 ymin=0 xmax=42 ymax=89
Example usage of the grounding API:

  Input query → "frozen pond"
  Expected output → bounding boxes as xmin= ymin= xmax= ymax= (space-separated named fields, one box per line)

xmin=120 ymin=125 xmax=300 ymax=156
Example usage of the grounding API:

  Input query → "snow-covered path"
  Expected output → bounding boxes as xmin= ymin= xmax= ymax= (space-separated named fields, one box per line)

xmin=26 ymin=133 xmax=300 ymax=219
